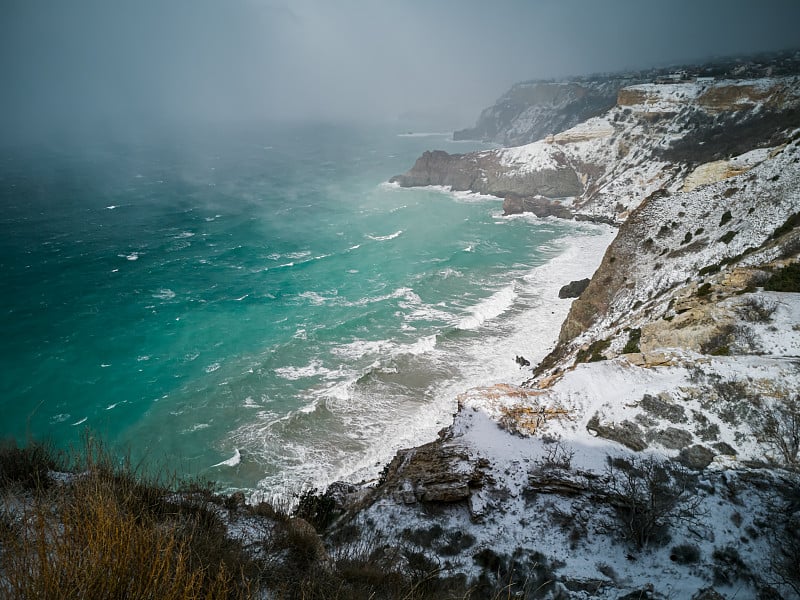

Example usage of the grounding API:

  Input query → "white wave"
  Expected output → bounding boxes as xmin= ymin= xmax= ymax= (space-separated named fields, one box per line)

xmin=153 ymin=289 xmax=176 ymax=300
xmin=174 ymin=231 xmax=195 ymax=239
xmin=286 ymin=251 xmax=311 ymax=260
xmin=457 ymin=282 xmax=517 ymax=330
xmin=404 ymin=334 xmax=438 ymax=356
xmin=205 ymin=362 xmax=221 ymax=373
xmin=274 ymin=360 xmax=328 ymax=381
xmin=464 ymin=244 xmax=474 ymax=252
xmin=267 ymin=253 xmax=281 ymax=260
xmin=105 ymin=402 xmax=119 ymax=410
xmin=348 ymin=244 xmax=361 ymax=250
xmin=71 ymin=417 xmax=88 ymax=426
xmin=51 ymin=413 xmax=70 ymax=424
xmin=298 ymin=291 xmax=330 ymax=306
xmin=423 ymin=185 xmax=501 ymax=203
xmin=105 ymin=205 xmax=117 ymax=210
xmin=342 ymin=287 xmax=420 ymax=308
xmin=210 ymin=449 xmax=240 ymax=468
xmin=243 ymin=396 xmax=259 ymax=408
xmin=379 ymin=180 xmax=401 ymax=190
xmin=235 ymin=294 xmax=249 ymax=301
xmin=367 ymin=230 xmax=403 ymax=241
xmin=190 ymin=423 xmax=210 ymax=432
xmin=439 ymin=268 xmax=463 ymax=279
xmin=137 ymin=355 xmax=150 ymax=362
xmin=119 ymin=252 xmax=139 ymax=261
xmin=396 ymin=132 xmax=451 ymax=137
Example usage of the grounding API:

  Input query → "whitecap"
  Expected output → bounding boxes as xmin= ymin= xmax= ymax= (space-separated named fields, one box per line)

xmin=457 ymin=282 xmax=517 ymax=330
xmin=152 ymin=289 xmax=176 ymax=300
xmin=105 ymin=205 xmax=117 ymax=210
xmin=299 ymin=291 xmax=334 ymax=306
xmin=190 ymin=423 xmax=210 ymax=432
xmin=367 ymin=230 xmax=403 ymax=241
xmin=105 ymin=403 xmax=119 ymax=410
xmin=175 ymin=231 xmax=195 ymax=239
xmin=439 ymin=268 xmax=463 ymax=279
xmin=137 ymin=355 xmax=150 ymax=362
xmin=235 ymin=294 xmax=249 ymax=301
xmin=403 ymin=334 xmax=438 ymax=356
xmin=71 ymin=417 xmax=88 ymax=426
xmin=100 ymin=363 xmax=111 ymax=368
xmin=210 ymin=449 xmax=240 ymax=468
xmin=286 ymin=251 xmax=311 ymax=260
xmin=119 ymin=252 xmax=139 ymax=261
xmin=348 ymin=244 xmax=361 ymax=250
xmin=464 ymin=244 xmax=474 ymax=252
xmin=51 ymin=413 xmax=70 ymax=424
xmin=205 ymin=362 xmax=221 ymax=373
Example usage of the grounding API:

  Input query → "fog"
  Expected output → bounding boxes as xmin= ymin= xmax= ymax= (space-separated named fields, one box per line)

xmin=2 ymin=0 xmax=799 ymax=142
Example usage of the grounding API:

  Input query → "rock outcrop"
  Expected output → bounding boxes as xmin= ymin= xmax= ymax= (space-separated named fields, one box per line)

xmin=389 ymin=148 xmax=583 ymax=199
xmin=453 ymin=79 xmax=631 ymax=146
xmin=392 ymin=77 xmax=800 ymax=225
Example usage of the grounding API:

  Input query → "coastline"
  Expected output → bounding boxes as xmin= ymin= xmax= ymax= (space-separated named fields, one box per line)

xmin=314 ymin=218 xmax=617 ymax=494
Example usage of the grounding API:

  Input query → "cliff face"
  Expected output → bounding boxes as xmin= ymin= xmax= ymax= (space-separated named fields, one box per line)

xmin=392 ymin=77 xmax=800 ymax=224
xmin=326 ymin=75 xmax=800 ymax=599
xmin=453 ymin=79 xmax=630 ymax=146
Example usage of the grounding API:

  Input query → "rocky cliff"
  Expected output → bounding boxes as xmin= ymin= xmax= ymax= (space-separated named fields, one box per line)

xmin=392 ymin=77 xmax=800 ymax=226
xmin=324 ymin=76 xmax=800 ymax=599
xmin=453 ymin=79 xmax=631 ymax=146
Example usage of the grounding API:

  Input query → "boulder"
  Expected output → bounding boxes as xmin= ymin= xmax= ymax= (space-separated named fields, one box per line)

xmin=558 ymin=278 xmax=591 ymax=299
xmin=586 ymin=415 xmax=648 ymax=451
xmin=678 ymin=445 xmax=716 ymax=471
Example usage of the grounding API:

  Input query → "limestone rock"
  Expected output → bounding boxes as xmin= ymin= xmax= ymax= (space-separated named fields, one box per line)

xmin=503 ymin=195 xmax=575 ymax=219
xmin=389 ymin=149 xmax=583 ymax=199
xmin=587 ymin=415 xmax=648 ymax=451
xmin=678 ymin=445 xmax=716 ymax=471
xmin=377 ymin=439 xmax=485 ymax=505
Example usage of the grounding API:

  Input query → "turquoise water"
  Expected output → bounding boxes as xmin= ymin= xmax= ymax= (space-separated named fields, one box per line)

xmin=0 ymin=123 xmax=592 ymax=496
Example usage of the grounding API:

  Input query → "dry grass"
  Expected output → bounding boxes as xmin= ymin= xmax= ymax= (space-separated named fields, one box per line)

xmin=0 ymin=437 xmax=254 ymax=600
xmin=0 ymin=437 xmax=554 ymax=599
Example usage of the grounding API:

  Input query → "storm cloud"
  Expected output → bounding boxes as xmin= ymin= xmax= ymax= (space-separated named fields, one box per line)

xmin=2 ymin=0 xmax=799 ymax=141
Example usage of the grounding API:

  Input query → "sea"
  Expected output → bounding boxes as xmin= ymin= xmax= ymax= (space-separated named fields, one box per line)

xmin=0 ymin=122 xmax=608 ymax=498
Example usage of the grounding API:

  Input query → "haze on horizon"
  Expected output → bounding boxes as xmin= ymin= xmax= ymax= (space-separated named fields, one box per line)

xmin=2 ymin=0 xmax=800 ymax=143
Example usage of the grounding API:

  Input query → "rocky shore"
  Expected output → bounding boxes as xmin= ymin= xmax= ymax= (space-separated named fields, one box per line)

xmin=328 ymin=71 xmax=800 ymax=599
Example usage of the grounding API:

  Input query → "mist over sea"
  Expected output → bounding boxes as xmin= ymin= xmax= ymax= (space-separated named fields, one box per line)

xmin=0 ymin=123 xmax=606 ymax=497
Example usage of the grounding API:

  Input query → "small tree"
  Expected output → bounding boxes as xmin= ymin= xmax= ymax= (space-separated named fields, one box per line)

xmin=599 ymin=455 xmax=704 ymax=550
xmin=755 ymin=396 xmax=800 ymax=470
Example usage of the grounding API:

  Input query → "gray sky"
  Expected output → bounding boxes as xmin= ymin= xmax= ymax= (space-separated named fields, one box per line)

xmin=2 ymin=0 xmax=800 ymax=140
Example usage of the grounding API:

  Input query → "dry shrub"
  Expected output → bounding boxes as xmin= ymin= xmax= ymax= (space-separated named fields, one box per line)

xmin=0 ymin=437 xmax=254 ymax=600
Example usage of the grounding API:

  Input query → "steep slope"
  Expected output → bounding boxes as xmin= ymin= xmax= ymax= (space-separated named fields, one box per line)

xmin=453 ymin=79 xmax=631 ymax=146
xmin=392 ymin=77 xmax=800 ymax=225
xmin=325 ymin=86 xmax=800 ymax=599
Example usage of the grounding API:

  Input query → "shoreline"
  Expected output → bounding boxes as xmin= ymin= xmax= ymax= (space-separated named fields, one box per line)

xmin=298 ymin=219 xmax=617 ymax=498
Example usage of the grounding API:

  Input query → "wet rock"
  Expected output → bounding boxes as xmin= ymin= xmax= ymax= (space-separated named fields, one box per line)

xmin=678 ymin=445 xmax=716 ymax=471
xmin=558 ymin=278 xmax=591 ymax=299
xmin=504 ymin=195 xmax=575 ymax=219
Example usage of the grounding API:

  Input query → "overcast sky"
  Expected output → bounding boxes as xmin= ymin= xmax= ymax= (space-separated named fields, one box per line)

xmin=2 ymin=0 xmax=799 ymax=140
